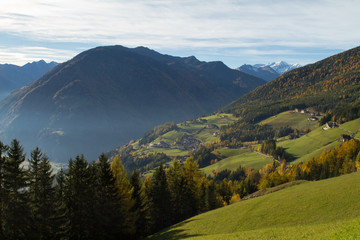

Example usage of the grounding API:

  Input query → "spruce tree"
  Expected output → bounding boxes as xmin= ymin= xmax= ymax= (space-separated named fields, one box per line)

xmin=28 ymin=149 xmax=57 ymax=239
xmin=148 ymin=164 xmax=171 ymax=233
xmin=28 ymin=147 xmax=43 ymax=239
xmin=129 ymin=169 xmax=148 ymax=238
xmin=93 ymin=153 xmax=124 ymax=240
xmin=167 ymin=160 xmax=189 ymax=223
xmin=65 ymin=155 xmax=95 ymax=240
xmin=0 ymin=141 xmax=9 ymax=239
xmin=206 ymin=180 xmax=220 ymax=210
xmin=53 ymin=169 xmax=70 ymax=240
xmin=2 ymin=139 xmax=30 ymax=240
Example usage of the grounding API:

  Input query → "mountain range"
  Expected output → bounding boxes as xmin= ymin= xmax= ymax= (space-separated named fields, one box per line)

xmin=0 ymin=60 xmax=58 ymax=100
xmin=225 ymin=46 xmax=360 ymax=122
xmin=237 ymin=61 xmax=301 ymax=81
xmin=0 ymin=45 xmax=265 ymax=161
xmin=107 ymin=45 xmax=360 ymax=174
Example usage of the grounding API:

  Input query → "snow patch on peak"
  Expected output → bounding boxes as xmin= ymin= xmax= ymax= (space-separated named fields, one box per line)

xmin=264 ymin=61 xmax=301 ymax=74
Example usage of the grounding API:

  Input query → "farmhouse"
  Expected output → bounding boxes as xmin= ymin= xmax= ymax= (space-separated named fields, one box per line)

xmin=308 ymin=116 xmax=318 ymax=121
xmin=294 ymin=108 xmax=308 ymax=113
xmin=148 ymin=141 xmax=170 ymax=149
xmin=340 ymin=134 xmax=352 ymax=142
xmin=323 ymin=121 xmax=338 ymax=130
xmin=174 ymin=134 xmax=201 ymax=150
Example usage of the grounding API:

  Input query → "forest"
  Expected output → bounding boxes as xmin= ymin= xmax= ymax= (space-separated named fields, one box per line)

xmin=1 ymin=136 xmax=360 ymax=239
xmin=219 ymin=46 xmax=360 ymax=145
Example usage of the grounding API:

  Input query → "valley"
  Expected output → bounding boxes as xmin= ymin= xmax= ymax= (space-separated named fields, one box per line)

xmin=0 ymin=46 xmax=265 ymax=162
xmin=1 ymin=1 xmax=360 ymax=239
xmin=1 ymin=45 xmax=360 ymax=240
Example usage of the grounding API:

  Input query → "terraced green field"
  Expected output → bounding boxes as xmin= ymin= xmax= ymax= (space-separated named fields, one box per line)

xmin=260 ymin=110 xmax=319 ymax=130
xmin=148 ymin=172 xmax=360 ymax=240
xmin=201 ymin=148 xmax=272 ymax=175
xmin=132 ymin=113 xmax=238 ymax=157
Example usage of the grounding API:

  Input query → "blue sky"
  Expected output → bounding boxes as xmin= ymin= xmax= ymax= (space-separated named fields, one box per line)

xmin=0 ymin=0 xmax=359 ymax=68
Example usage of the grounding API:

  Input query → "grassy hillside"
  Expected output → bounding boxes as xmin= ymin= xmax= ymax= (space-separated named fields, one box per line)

xmin=202 ymin=148 xmax=272 ymax=174
xmin=148 ymin=172 xmax=360 ymax=240
xmin=131 ymin=113 xmax=238 ymax=157
xmin=280 ymin=118 xmax=360 ymax=163
xmin=260 ymin=110 xmax=319 ymax=130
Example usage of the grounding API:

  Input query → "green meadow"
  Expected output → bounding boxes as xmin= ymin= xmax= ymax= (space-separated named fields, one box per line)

xmin=148 ymin=172 xmax=360 ymax=240
xmin=260 ymin=110 xmax=319 ymax=130
xmin=282 ymin=118 xmax=360 ymax=163
xmin=201 ymin=148 xmax=272 ymax=175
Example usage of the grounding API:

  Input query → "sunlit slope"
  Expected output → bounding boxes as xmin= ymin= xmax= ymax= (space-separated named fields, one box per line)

xmin=201 ymin=148 xmax=272 ymax=174
xmin=260 ymin=110 xmax=318 ymax=130
xmin=282 ymin=118 xmax=360 ymax=163
xmin=111 ymin=114 xmax=239 ymax=158
xmin=148 ymin=172 xmax=360 ymax=240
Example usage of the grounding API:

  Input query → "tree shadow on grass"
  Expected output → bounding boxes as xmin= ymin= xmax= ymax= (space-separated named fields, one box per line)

xmin=149 ymin=219 xmax=203 ymax=240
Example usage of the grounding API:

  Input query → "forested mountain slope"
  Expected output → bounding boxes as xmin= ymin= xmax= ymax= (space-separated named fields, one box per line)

xmin=0 ymin=45 xmax=265 ymax=161
xmin=224 ymin=46 xmax=360 ymax=123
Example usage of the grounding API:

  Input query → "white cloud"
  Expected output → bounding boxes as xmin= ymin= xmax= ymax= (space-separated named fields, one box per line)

xmin=0 ymin=0 xmax=359 ymax=65
xmin=0 ymin=46 xmax=77 ymax=65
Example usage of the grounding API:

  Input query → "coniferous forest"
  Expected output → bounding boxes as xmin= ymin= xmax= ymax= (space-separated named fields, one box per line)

xmin=1 ymin=136 xmax=360 ymax=239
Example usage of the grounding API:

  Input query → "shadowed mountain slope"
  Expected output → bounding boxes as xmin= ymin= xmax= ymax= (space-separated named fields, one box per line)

xmin=0 ymin=45 xmax=265 ymax=161
xmin=0 ymin=60 xmax=58 ymax=99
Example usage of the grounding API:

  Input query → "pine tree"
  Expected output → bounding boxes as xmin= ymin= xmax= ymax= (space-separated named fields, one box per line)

xmin=53 ymin=169 xmax=70 ymax=240
xmin=93 ymin=153 xmax=124 ymax=240
xmin=167 ymin=160 xmax=186 ymax=223
xmin=0 ymin=141 xmax=9 ymax=239
xmin=65 ymin=155 xmax=96 ymax=240
xmin=37 ymin=153 xmax=57 ymax=239
xmin=28 ymin=147 xmax=43 ymax=239
xmin=142 ymin=176 xmax=152 ymax=234
xmin=148 ymin=164 xmax=171 ymax=233
xmin=167 ymin=160 xmax=199 ymax=223
xmin=130 ymin=170 xmax=148 ymax=238
xmin=206 ymin=180 xmax=220 ymax=211
xmin=2 ymin=139 xmax=30 ymax=240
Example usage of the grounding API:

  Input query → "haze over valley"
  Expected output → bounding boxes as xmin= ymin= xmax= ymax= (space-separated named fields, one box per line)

xmin=0 ymin=1 xmax=359 ymax=239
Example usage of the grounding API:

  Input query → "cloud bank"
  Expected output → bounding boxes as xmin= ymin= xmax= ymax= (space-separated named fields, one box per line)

xmin=0 ymin=0 xmax=359 ymax=66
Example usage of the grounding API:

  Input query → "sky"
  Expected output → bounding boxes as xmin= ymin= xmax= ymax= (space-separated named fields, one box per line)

xmin=0 ymin=0 xmax=359 ymax=68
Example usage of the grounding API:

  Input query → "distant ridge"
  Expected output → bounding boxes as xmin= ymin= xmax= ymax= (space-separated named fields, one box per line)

xmin=225 ymin=46 xmax=360 ymax=122
xmin=237 ymin=61 xmax=301 ymax=81
xmin=0 ymin=45 xmax=265 ymax=161
xmin=0 ymin=60 xmax=58 ymax=99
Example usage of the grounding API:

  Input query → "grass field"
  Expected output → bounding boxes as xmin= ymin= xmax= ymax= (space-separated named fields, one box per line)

xmin=283 ymin=127 xmax=345 ymax=158
xmin=281 ymin=118 xmax=360 ymax=163
xmin=133 ymin=113 xmax=238 ymax=157
xmin=201 ymin=148 xmax=272 ymax=175
xmin=260 ymin=110 xmax=319 ymax=130
xmin=148 ymin=172 xmax=360 ymax=240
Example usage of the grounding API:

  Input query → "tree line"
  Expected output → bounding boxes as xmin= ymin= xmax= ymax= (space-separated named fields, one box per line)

xmin=0 ymin=139 xmax=226 ymax=240
xmin=1 ymin=137 xmax=360 ymax=239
